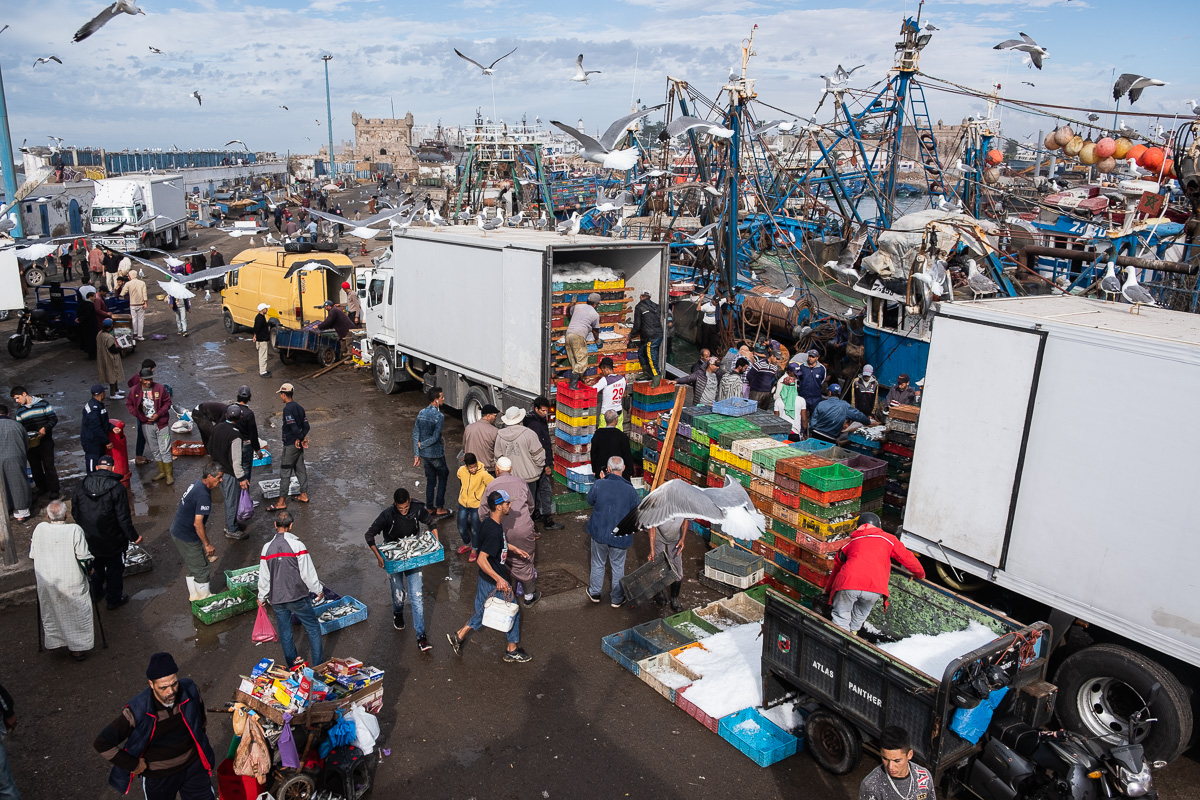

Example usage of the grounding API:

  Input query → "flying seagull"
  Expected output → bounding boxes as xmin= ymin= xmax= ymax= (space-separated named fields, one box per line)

xmin=33 ymin=56 xmax=63 ymax=67
xmin=594 ymin=190 xmax=631 ymax=212
xmin=628 ymin=476 xmax=766 ymax=542
xmin=454 ymin=46 xmax=518 ymax=75
xmin=279 ymin=105 xmax=289 ymax=111
xmin=315 ymin=119 xmax=321 ymax=126
xmin=549 ymin=104 xmax=666 ymax=171
xmin=1113 ymin=73 xmax=1166 ymax=104
xmin=1099 ymin=262 xmax=1122 ymax=302
xmin=0 ymin=25 xmax=8 ymax=35
xmin=993 ymin=32 xmax=1048 ymax=70
xmin=148 ymin=45 xmax=162 ymax=54
xmin=664 ymin=116 xmax=735 ymax=139
xmin=1121 ymin=266 xmax=1156 ymax=313
xmin=72 ymin=0 xmax=145 ymax=43
xmin=747 ymin=119 xmax=788 ymax=137
xmin=224 ymin=139 xmax=249 ymax=151
xmin=1022 ymin=81 xmax=1036 ymax=87
xmin=572 ymin=54 xmax=601 ymax=84
xmin=189 ymin=90 xmax=201 ymax=106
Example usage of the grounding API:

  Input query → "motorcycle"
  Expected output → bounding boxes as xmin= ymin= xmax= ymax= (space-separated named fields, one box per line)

xmin=959 ymin=686 xmax=1162 ymax=800
xmin=7 ymin=307 xmax=69 ymax=359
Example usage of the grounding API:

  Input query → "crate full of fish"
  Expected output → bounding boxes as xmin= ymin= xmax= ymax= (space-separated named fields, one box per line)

xmin=315 ymin=596 xmax=368 ymax=635
xmin=379 ymin=531 xmax=445 ymax=574
xmin=122 ymin=543 xmax=153 ymax=577
xmin=192 ymin=585 xmax=256 ymax=625
xmin=224 ymin=564 xmax=260 ymax=590
xmin=258 ymin=477 xmax=301 ymax=500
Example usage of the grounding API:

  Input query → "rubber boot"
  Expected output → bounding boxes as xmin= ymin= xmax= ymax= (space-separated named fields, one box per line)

xmin=163 ymin=462 xmax=175 ymax=486
xmin=654 ymin=591 xmax=666 ymax=607
xmin=151 ymin=461 xmax=167 ymax=481
xmin=194 ymin=581 xmax=212 ymax=600
xmin=185 ymin=577 xmax=201 ymax=601
xmin=669 ymin=581 xmax=682 ymax=612
xmin=569 ymin=374 xmax=579 ymax=390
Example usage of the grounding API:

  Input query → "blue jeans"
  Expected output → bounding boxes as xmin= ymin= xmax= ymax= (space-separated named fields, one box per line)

xmin=589 ymin=539 xmax=629 ymax=604
xmin=0 ymin=736 xmax=20 ymax=800
xmin=422 ymin=456 xmax=448 ymax=508
xmin=466 ymin=577 xmax=520 ymax=644
xmin=273 ymin=598 xmax=323 ymax=667
xmin=389 ymin=569 xmax=425 ymax=637
xmin=457 ymin=506 xmax=480 ymax=547
xmin=530 ymin=474 xmax=553 ymax=518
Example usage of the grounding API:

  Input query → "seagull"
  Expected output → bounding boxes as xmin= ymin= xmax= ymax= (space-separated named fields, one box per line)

xmin=827 ymin=261 xmax=862 ymax=282
xmin=279 ymin=105 xmax=289 ymax=111
xmin=925 ymin=23 xmax=940 ymax=31
xmin=681 ymin=222 xmax=719 ymax=245
xmin=571 ymin=54 xmax=601 ymax=84
xmin=549 ymin=104 xmax=665 ymax=171
xmin=1113 ymin=73 xmax=1166 ymax=104
xmin=48 ymin=136 xmax=64 ymax=150
xmin=535 ymin=210 xmax=548 ymax=231
xmin=820 ymin=63 xmax=866 ymax=97
xmin=664 ymin=116 xmax=735 ymax=139
xmin=224 ymin=139 xmax=249 ymax=151
xmin=424 ymin=208 xmax=446 ymax=227
xmin=630 ymin=476 xmax=765 ymax=542
xmin=0 ymin=25 xmax=8 ymax=35
xmin=189 ymin=90 xmax=201 ymax=106
xmin=1120 ymin=266 xmax=1156 ymax=313
xmin=454 ymin=47 xmax=518 ymax=75
xmin=966 ymin=258 xmax=999 ymax=300
xmin=477 ymin=209 xmax=504 ymax=233
xmin=1186 ymin=100 xmax=1200 ymax=117
xmin=72 ymin=0 xmax=145 ymax=43
xmin=594 ymin=190 xmax=631 ymax=212
xmin=747 ymin=119 xmax=787 ymax=137
xmin=993 ymin=32 xmax=1048 ymax=70
xmin=33 ymin=56 xmax=63 ymax=67
xmin=1022 ymin=81 xmax=1037 ymax=87
xmin=1087 ymin=113 xmax=1100 ymax=122
xmin=314 ymin=119 xmax=321 ymax=126
xmin=556 ymin=211 xmax=581 ymax=239
xmin=148 ymin=45 xmax=162 ymax=54
xmin=1099 ymin=262 xmax=1122 ymax=302
xmin=507 ymin=210 xmax=525 ymax=227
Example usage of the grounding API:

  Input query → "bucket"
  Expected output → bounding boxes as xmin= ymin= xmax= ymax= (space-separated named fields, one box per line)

xmin=481 ymin=596 xmax=519 ymax=632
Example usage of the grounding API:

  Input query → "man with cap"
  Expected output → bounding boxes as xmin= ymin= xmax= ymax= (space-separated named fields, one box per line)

xmin=126 ymin=368 xmax=175 ymax=485
xmin=851 ymin=365 xmax=879 ymax=419
xmin=477 ymin=456 xmax=539 ymax=604
xmin=172 ymin=462 xmax=223 ymax=601
xmin=234 ymin=385 xmax=260 ymax=483
xmin=271 ymin=384 xmax=309 ymax=509
xmin=94 ymin=651 xmax=215 ymax=800
xmin=628 ymin=290 xmax=663 ymax=379
xmin=794 ymin=348 xmax=828 ymax=418
xmin=96 ymin=318 xmax=125 ymax=400
xmin=885 ymin=373 xmax=918 ymax=412
xmin=72 ymin=454 xmax=139 ymax=609
xmin=564 ymin=292 xmax=602 ymax=389
xmin=341 ymin=280 xmax=361 ymax=325
xmin=119 ymin=268 xmax=148 ymax=340
xmin=827 ymin=512 xmax=925 ymax=633
xmin=315 ymin=299 xmax=353 ymax=358
xmin=366 ymin=487 xmax=440 ymax=652
xmin=449 ymin=489 xmax=533 ymax=662
xmin=747 ymin=343 xmax=780 ymax=410
xmin=82 ymin=384 xmax=118 ymax=473
xmin=209 ymin=405 xmax=250 ymax=540
xmin=809 ymin=383 xmax=877 ymax=444
xmin=253 ymin=303 xmax=273 ymax=378
xmin=413 ymin=386 xmax=450 ymax=516
xmin=462 ymin=404 xmax=501 ymax=471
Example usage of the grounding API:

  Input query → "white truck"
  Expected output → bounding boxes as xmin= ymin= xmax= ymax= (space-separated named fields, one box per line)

xmin=90 ymin=174 xmax=188 ymax=251
xmin=359 ymin=226 xmax=668 ymax=420
xmin=899 ymin=294 xmax=1199 ymax=765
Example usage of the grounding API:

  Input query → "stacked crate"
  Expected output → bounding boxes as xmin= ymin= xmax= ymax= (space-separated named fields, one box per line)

xmin=553 ymin=381 xmax=598 ymax=493
xmin=550 ymin=274 xmax=640 ymax=381
xmin=881 ymin=404 xmax=920 ymax=521
xmin=630 ymin=380 xmax=676 ymax=431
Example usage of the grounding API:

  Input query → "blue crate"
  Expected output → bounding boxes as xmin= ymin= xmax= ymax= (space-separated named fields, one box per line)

xmin=601 ymin=629 xmax=664 ymax=676
xmin=718 ymin=708 xmax=802 ymax=767
xmin=314 ymin=596 xmax=368 ymax=635
xmin=632 ymin=398 xmax=675 ymax=413
xmin=252 ymin=449 xmax=272 ymax=467
xmin=632 ymin=619 xmax=695 ymax=652
xmin=555 ymin=430 xmax=593 ymax=446
xmin=773 ymin=552 xmax=800 ymax=573
xmin=713 ymin=397 xmax=758 ymax=417
xmin=383 ymin=544 xmax=445 ymax=574
xmin=678 ymin=423 xmax=693 ymax=439
xmin=790 ymin=439 xmax=835 ymax=454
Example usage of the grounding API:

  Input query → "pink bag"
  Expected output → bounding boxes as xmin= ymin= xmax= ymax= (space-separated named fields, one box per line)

xmin=252 ymin=605 xmax=277 ymax=643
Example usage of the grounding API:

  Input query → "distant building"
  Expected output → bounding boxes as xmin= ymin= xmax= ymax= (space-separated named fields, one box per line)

xmin=351 ymin=111 xmax=417 ymax=175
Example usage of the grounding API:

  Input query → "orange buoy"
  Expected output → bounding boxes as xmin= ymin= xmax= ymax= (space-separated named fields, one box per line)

xmin=1064 ymin=135 xmax=1085 ymax=157
xmin=1044 ymin=131 xmax=1060 ymax=150
xmin=1053 ymin=126 xmax=1074 ymax=147
xmin=1096 ymin=156 xmax=1118 ymax=174
xmin=1094 ymin=137 xmax=1116 ymax=159
xmin=1126 ymin=144 xmax=1148 ymax=164
xmin=1160 ymin=159 xmax=1175 ymax=179
xmin=986 ymin=149 xmax=1004 ymax=165
xmin=1139 ymin=147 xmax=1165 ymax=172
xmin=1079 ymin=140 xmax=1099 ymax=165
xmin=1113 ymin=138 xmax=1133 ymax=159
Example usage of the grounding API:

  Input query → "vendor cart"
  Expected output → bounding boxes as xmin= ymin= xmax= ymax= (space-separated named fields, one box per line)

xmin=273 ymin=327 xmax=341 ymax=367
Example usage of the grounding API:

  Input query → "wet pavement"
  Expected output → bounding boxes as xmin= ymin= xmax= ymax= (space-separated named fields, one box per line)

xmin=0 ymin=223 xmax=1197 ymax=799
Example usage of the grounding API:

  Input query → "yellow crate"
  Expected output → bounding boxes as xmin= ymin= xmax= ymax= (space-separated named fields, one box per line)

xmin=731 ymin=454 xmax=753 ymax=473
xmin=594 ymin=279 xmax=625 ymax=290
xmin=622 ymin=361 xmax=641 ymax=373
xmin=797 ymin=512 xmax=860 ymax=540
xmin=556 ymin=409 xmax=596 ymax=427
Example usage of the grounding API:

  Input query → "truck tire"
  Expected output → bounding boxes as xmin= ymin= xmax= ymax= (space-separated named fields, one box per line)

xmin=23 ymin=267 xmax=46 ymax=287
xmin=168 ymin=228 xmax=180 ymax=250
xmin=463 ymin=386 xmax=490 ymax=424
xmin=279 ymin=349 xmax=297 ymax=366
xmin=805 ymin=710 xmax=862 ymax=775
xmin=1054 ymin=643 xmax=1193 ymax=764
xmin=7 ymin=334 xmax=32 ymax=359
xmin=317 ymin=344 xmax=337 ymax=367
xmin=223 ymin=308 xmax=238 ymax=334
xmin=373 ymin=350 xmax=399 ymax=394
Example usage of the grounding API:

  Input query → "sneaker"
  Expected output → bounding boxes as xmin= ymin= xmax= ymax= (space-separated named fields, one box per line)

xmin=541 ymin=518 xmax=564 ymax=531
xmin=446 ymin=632 xmax=463 ymax=656
xmin=393 ymin=611 xmax=405 ymax=630
xmin=456 ymin=544 xmax=471 ymax=555
xmin=111 ymin=391 xmax=126 ymax=400
xmin=610 ymin=597 xmax=626 ymax=609
xmin=503 ymin=648 xmax=533 ymax=663
xmin=260 ymin=372 xmax=272 ymax=378
xmin=523 ymin=591 xmax=541 ymax=607
xmin=416 ymin=635 xmax=432 ymax=652
xmin=587 ymin=591 xmax=602 ymax=604
xmin=224 ymin=529 xmax=249 ymax=540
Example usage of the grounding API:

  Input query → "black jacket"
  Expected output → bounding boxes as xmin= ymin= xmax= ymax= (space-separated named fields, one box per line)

xmin=524 ymin=413 xmax=553 ymax=462
xmin=209 ymin=420 xmax=241 ymax=476
xmin=364 ymin=502 xmax=435 ymax=546
xmin=632 ymin=298 xmax=662 ymax=340
xmin=70 ymin=470 xmax=137 ymax=557
xmin=590 ymin=427 xmax=634 ymax=479
xmin=80 ymin=397 xmax=112 ymax=455
xmin=253 ymin=312 xmax=271 ymax=343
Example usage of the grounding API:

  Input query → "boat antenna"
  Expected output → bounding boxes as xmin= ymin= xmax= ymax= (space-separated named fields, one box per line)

xmin=630 ymin=48 xmax=639 ymax=112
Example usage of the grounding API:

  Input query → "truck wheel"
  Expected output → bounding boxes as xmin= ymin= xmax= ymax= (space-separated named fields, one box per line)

xmin=317 ymin=344 xmax=337 ymax=366
xmin=463 ymin=386 xmax=490 ymax=423
xmin=373 ymin=350 xmax=398 ymax=394
xmin=7 ymin=335 xmax=32 ymax=359
xmin=23 ymin=267 xmax=46 ymax=287
xmin=168 ymin=228 xmax=180 ymax=250
xmin=805 ymin=710 xmax=862 ymax=775
xmin=222 ymin=308 xmax=238 ymax=334
xmin=1054 ymin=643 xmax=1193 ymax=764
xmin=279 ymin=349 xmax=297 ymax=366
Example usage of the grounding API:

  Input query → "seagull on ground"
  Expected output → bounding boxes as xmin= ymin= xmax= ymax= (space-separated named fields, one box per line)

xmin=454 ymin=47 xmax=518 ymax=75
xmin=224 ymin=140 xmax=249 ymax=151
xmin=33 ymin=56 xmax=63 ymax=67
xmin=535 ymin=210 xmax=548 ymax=231
xmin=189 ymin=90 xmax=201 ymax=106
xmin=966 ymin=258 xmax=999 ymax=300
xmin=72 ymin=1 xmax=145 ymax=43
xmin=477 ymin=210 xmax=504 ymax=233
xmin=993 ymin=33 xmax=1048 ymax=70
xmin=630 ymin=476 xmax=765 ymax=542
xmin=507 ymin=210 xmax=525 ymax=227
xmin=571 ymin=54 xmax=601 ymax=84
xmin=549 ymin=105 xmax=666 ymax=171
xmin=664 ymin=116 xmax=735 ymax=139
xmin=1121 ymin=266 xmax=1156 ymax=313
xmin=594 ymin=190 xmax=631 ymax=212
xmin=1113 ymin=73 xmax=1166 ymax=104
xmin=556 ymin=211 xmax=581 ymax=239
xmin=1099 ymin=261 xmax=1122 ymax=302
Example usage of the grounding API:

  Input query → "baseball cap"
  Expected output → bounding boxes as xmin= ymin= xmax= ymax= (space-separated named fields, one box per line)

xmin=587 ymin=292 xmax=601 ymax=303
xmin=102 ymin=318 xmax=114 ymax=328
xmin=640 ymin=290 xmax=651 ymax=297
xmin=488 ymin=489 xmax=511 ymax=508
xmin=807 ymin=348 xmax=819 ymax=357
xmin=828 ymin=383 xmax=841 ymax=395
xmin=90 ymin=383 xmax=106 ymax=395
xmin=139 ymin=368 xmax=154 ymax=379
xmin=97 ymin=455 xmax=115 ymax=467
xmin=898 ymin=373 xmax=911 ymax=383
xmin=257 ymin=303 xmax=269 ymax=312
xmin=277 ymin=382 xmax=294 ymax=394
xmin=480 ymin=404 xmax=500 ymax=416
xmin=322 ymin=300 xmax=334 ymax=308
xmin=862 ymin=365 xmax=874 ymax=376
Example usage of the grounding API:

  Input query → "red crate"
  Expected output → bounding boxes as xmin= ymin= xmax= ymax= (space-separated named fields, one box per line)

xmin=796 ymin=483 xmax=863 ymax=505
xmin=794 ymin=560 xmax=833 ymax=589
xmin=792 ymin=537 xmax=837 ymax=574
xmin=862 ymin=475 xmax=886 ymax=493
xmin=775 ymin=455 xmax=834 ymax=482
xmin=772 ymin=487 xmax=802 ymax=509
xmin=555 ymin=381 xmax=599 ymax=406
xmin=554 ymin=436 xmax=590 ymax=455
xmin=882 ymin=441 xmax=915 ymax=459
xmin=764 ymin=576 xmax=802 ymax=603
xmin=794 ymin=528 xmax=850 ymax=555
xmin=676 ymin=685 xmax=720 ymax=733
xmin=751 ymin=540 xmax=774 ymax=559
xmin=706 ymin=473 xmax=724 ymax=488
xmin=631 ymin=380 xmax=677 ymax=397
xmin=553 ymin=445 xmax=590 ymax=464
xmin=773 ymin=536 xmax=801 ymax=562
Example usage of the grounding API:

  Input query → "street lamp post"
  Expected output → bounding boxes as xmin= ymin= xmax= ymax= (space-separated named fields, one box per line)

xmin=322 ymin=54 xmax=335 ymax=183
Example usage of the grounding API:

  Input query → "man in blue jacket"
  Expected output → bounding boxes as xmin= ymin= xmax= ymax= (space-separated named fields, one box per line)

xmin=412 ymin=386 xmax=449 ymax=516
xmin=585 ymin=456 xmax=641 ymax=607
xmin=81 ymin=384 xmax=116 ymax=473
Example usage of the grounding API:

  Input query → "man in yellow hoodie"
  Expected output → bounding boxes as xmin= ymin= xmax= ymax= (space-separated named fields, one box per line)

xmin=456 ymin=453 xmax=494 ymax=561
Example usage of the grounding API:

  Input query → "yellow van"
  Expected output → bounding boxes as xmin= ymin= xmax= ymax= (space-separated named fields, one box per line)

xmin=221 ymin=246 xmax=355 ymax=333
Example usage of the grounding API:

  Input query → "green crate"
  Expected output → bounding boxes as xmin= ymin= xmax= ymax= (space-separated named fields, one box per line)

xmin=800 ymin=463 xmax=864 ymax=492
xmin=862 ymin=486 xmax=885 ymax=502
xmin=692 ymin=414 xmax=723 ymax=435
xmin=665 ymin=609 xmax=721 ymax=640
xmin=191 ymin=585 xmax=255 ymax=625
xmin=718 ymin=429 xmax=765 ymax=450
xmin=709 ymin=417 xmax=758 ymax=435
xmin=743 ymin=585 xmax=769 ymax=606
xmin=224 ymin=565 xmax=260 ymax=591
xmin=761 ymin=529 xmax=776 ymax=547
xmin=771 ymin=518 xmax=797 ymax=541
xmin=799 ymin=496 xmax=862 ymax=520
xmin=689 ymin=440 xmax=711 ymax=460
xmin=553 ymin=490 xmax=591 ymax=514
xmin=752 ymin=446 xmax=801 ymax=470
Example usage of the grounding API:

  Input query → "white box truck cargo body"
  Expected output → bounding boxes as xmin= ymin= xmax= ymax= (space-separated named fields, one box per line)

xmin=361 ymin=227 xmax=667 ymax=419
xmin=91 ymin=174 xmax=188 ymax=252
xmin=900 ymin=294 xmax=1199 ymax=763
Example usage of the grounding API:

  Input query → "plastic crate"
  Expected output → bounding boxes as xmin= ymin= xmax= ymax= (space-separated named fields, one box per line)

xmin=796 ymin=482 xmax=863 ymax=506
xmin=602 ymin=629 xmax=664 ymax=676
xmin=798 ymin=512 xmax=859 ymax=540
xmin=749 ymin=478 xmax=774 ymax=500
xmin=676 ymin=685 xmax=721 ymax=734
xmin=692 ymin=414 xmax=724 ymax=435
xmin=224 ymin=564 xmax=260 ymax=591
xmin=252 ymin=449 xmax=272 ymax=467
xmin=861 ymin=496 xmax=883 ymax=512
xmin=704 ymin=545 xmax=764 ymax=578
xmin=772 ymin=486 xmax=801 ymax=509
xmin=743 ymin=585 xmax=769 ymax=606
xmin=314 ymin=596 xmax=368 ymax=635
xmin=750 ymin=493 xmax=774 ymax=516
xmin=775 ymin=455 xmax=834 ymax=482
xmin=773 ymin=551 xmax=800 ymax=574
xmin=882 ymin=441 xmax=915 ymax=459
xmin=887 ymin=417 xmax=919 ymax=435
xmin=696 ymin=598 xmax=752 ymax=629
xmin=799 ymin=496 xmax=862 ymax=520
xmin=793 ymin=527 xmax=850 ymax=554
xmin=712 ymin=396 xmax=758 ymax=416
xmin=556 ymin=419 xmax=598 ymax=438
xmin=719 ymin=708 xmax=801 ymax=767
xmin=633 ymin=618 xmax=696 ymax=653
xmin=122 ymin=544 xmax=153 ymax=577
xmin=555 ymin=380 xmax=599 ymax=405
xmin=554 ymin=427 xmax=595 ymax=446
xmin=774 ymin=474 xmax=800 ymax=494
xmin=719 ymin=593 xmax=765 ymax=623
xmin=636 ymin=653 xmax=701 ymax=703
xmin=705 ymin=565 xmax=765 ymax=589
xmin=192 ymin=585 xmax=255 ymax=625
xmin=887 ymin=430 xmax=917 ymax=449
xmin=790 ymin=538 xmax=838 ymax=574
xmin=890 ymin=404 xmax=921 ymax=422
xmin=383 ymin=543 xmax=446 ymax=574
xmin=630 ymin=380 xmax=677 ymax=397
xmin=789 ymin=439 xmax=835 ymax=455
xmin=771 ymin=518 xmax=797 ymax=541
xmin=843 ymin=453 xmax=887 ymax=482
xmin=732 ymin=437 xmax=781 ymax=461
xmin=171 ymin=440 xmax=206 ymax=457
xmin=666 ymin=609 xmax=722 ymax=640
xmin=620 ymin=552 xmax=680 ymax=605
xmin=771 ymin=502 xmax=801 ymax=527
xmin=753 ymin=446 xmax=802 ymax=471
xmin=556 ymin=409 xmax=596 ymax=428
xmin=719 ymin=430 xmax=765 ymax=453
xmin=800 ymin=463 xmax=863 ymax=492
xmin=793 ymin=559 xmax=834 ymax=589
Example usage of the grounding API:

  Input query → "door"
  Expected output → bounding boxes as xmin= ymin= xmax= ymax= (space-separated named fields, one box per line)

xmin=68 ymin=199 xmax=82 ymax=235
xmin=38 ymin=205 xmax=50 ymax=237
xmin=365 ymin=273 xmax=394 ymax=344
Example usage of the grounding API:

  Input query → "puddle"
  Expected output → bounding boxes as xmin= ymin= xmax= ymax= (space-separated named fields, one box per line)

xmin=131 ymin=587 xmax=167 ymax=601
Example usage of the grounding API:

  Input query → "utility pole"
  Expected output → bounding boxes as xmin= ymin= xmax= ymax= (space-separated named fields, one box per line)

xmin=0 ymin=56 xmax=24 ymax=238
xmin=322 ymin=54 xmax=335 ymax=182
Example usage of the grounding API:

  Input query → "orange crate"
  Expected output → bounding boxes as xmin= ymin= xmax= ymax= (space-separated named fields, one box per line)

xmin=171 ymin=440 xmax=206 ymax=457
xmin=775 ymin=455 xmax=834 ymax=482
xmin=772 ymin=486 xmax=801 ymax=509
xmin=797 ymin=483 xmax=863 ymax=505
xmin=749 ymin=479 xmax=775 ymax=501
xmin=750 ymin=493 xmax=775 ymax=516
xmin=890 ymin=404 xmax=920 ymax=422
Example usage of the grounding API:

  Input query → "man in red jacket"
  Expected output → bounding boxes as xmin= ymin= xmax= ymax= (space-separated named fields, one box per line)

xmin=126 ymin=368 xmax=176 ymax=485
xmin=827 ymin=512 xmax=925 ymax=633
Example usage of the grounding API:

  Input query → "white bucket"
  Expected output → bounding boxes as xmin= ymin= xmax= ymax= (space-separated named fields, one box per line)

xmin=481 ymin=596 xmax=519 ymax=632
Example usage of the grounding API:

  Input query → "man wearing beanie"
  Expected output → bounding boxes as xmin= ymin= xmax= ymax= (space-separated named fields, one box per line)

xmin=94 ymin=652 xmax=215 ymax=798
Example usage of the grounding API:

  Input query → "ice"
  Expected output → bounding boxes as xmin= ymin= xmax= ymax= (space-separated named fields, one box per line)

xmin=646 ymin=664 xmax=694 ymax=690
xmin=676 ymin=623 xmax=763 ymax=719
xmin=761 ymin=703 xmax=806 ymax=734
xmin=672 ymin=621 xmax=714 ymax=640
xmin=877 ymin=620 xmax=999 ymax=679
xmin=732 ymin=718 xmax=761 ymax=735
xmin=551 ymin=262 xmax=624 ymax=282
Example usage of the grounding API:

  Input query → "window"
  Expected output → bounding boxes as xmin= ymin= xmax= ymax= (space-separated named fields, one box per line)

xmin=379 ymin=148 xmax=387 ymax=156
xmin=368 ymin=278 xmax=385 ymax=307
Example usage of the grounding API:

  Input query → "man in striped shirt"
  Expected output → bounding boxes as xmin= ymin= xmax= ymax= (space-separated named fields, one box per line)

xmin=10 ymin=387 xmax=60 ymax=500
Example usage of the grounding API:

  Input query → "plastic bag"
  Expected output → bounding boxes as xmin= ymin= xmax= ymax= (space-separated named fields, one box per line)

xmin=252 ymin=606 xmax=277 ymax=644
xmin=278 ymin=713 xmax=300 ymax=769
xmin=234 ymin=712 xmax=272 ymax=783
xmin=237 ymin=488 xmax=255 ymax=523
xmin=319 ymin=709 xmax=357 ymax=759
xmin=950 ymin=686 xmax=1009 ymax=745
xmin=344 ymin=702 xmax=380 ymax=756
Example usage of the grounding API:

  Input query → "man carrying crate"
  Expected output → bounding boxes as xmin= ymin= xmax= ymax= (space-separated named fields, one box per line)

xmin=366 ymin=488 xmax=440 ymax=653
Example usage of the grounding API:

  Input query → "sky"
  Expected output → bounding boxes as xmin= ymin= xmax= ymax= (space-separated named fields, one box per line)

xmin=0 ymin=0 xmax=1197 ymax=158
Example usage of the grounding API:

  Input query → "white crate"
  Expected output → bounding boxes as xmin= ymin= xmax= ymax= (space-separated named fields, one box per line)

xmin=703 ymin=565 xmax=765 ymax=589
